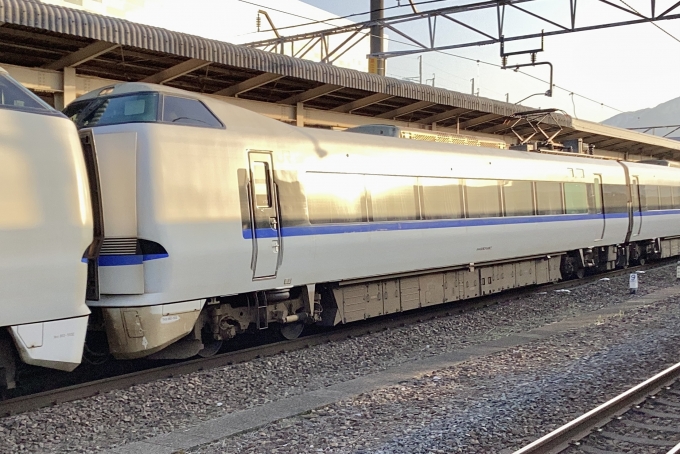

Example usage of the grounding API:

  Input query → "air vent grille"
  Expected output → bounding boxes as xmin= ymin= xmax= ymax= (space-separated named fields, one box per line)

xmin=100 ymin=238 xmax=138 ymax=255
xmin=400 ymin=130 xmax=506 ymax=149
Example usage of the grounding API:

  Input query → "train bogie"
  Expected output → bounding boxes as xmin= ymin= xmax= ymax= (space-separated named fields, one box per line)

xmin=100 ymin=300 xmax=204 ymax=359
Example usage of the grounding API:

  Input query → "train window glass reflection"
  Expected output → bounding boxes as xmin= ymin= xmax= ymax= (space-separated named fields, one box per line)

xmin=659 ymin=186 xmax=673 ymax=210
xmin=419 ymin=178 xmax=463 ymax=220
xmin=602 ymin=184 xmax=628 ymax=214
xmin=63 ymin=100 xmax=90 ymax=122
xmin=162 ymin=96 xmax=223 ymax=128
xmin=672 ymin=186 xmax=680 ymax=209
xmin=586 ymin=183 xmax=601 ymax=214
xmin=503 ymin=180 xmax=534 ymax=216
xmin=79 ymin=93 xmax=159 ymax=127
xmin=367 ymin=176 xmax=418 ymax=222
xmin=252 ymin=162 xmax=272 ymax=208
xmin=306 ymin=173 xmax=365 ymax=224
xmin=641 ymin=185 xmax=659 ymax=211
xmin=564 ymin=183 xmax=588 ymax=214
xmin=535 ymin=181 xmax=563 ymax=215
xmin=466 ymin=179 xmax=501 ymax=218
xmin=0 ymin=74 xmax=52 ymax=112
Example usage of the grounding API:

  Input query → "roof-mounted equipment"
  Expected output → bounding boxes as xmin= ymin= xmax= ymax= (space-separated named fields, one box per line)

xmin=344 ymin=124 xmax=507 ymax=149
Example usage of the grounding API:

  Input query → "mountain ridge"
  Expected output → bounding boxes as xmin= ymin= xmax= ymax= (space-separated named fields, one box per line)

xmin=602 ymin=96 xmax=680 ymax=139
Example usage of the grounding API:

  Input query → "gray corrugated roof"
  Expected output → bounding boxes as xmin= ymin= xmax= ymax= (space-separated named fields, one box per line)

xmin=0 ymin=0 xmax=539 ymax=120
xmin=6 ymin=0 xmax=680 ymax=159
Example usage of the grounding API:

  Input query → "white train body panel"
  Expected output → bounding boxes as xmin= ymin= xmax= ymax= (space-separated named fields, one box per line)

xmin=10 ymin=317 xmax=89 ymax=371
xmin=67 ymin=83 xmax=680 ymax=358
xmin=624 ymin=162 xmax=680 ymax=240
xmin=0 ymin=68 xmax=92 ymax=373
xmin=87 ymin=118 xmax=631 ymax=305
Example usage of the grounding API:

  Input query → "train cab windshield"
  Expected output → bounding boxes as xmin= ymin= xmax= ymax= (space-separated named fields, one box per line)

xmin=66 ymin=92 xmax=160 ymax=128
xmin=0 ymin=73 xmax=58 ymax=115
xmin=65 ymin=91 xmax=223 ymax=129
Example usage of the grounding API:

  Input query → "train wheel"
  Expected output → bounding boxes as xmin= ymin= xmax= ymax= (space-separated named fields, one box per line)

xmin=280 ymin=322 xmax=304 ymax=340
xmin=82 ymin=331 xmax=110 ymax=365
xmin=561 ymin=255 xmax=584 ymax=280
xmin=630 ymin=253 xmax=646 ymax=266
xmin=198 ymin=340 xmax=223 ymax=357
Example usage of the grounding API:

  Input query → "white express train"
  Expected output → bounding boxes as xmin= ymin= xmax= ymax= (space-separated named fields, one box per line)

xmin=63 ymin=82 xmax=680 ymax=361
xmin=0 ymin=68 xmax=92 ymax=388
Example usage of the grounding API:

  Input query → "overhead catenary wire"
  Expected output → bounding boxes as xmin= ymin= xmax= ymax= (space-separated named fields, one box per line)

xmin=570 ymin=92 xmax=577 ymax=119
xmin=236 ymin=0 xmax=453 ymax=37
xmin=425 ymin=45 xmax=626 ymax=113
xmin=375 ymin=30 xmax=628 ymax=113
xmin=239 ymin=0 xmax=627 ymax=114
xmin=618 ymin=0 xmax=680 ymax=44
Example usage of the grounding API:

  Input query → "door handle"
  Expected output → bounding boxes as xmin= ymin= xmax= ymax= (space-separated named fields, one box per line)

xmin=269 ymin=217 xmax=278 ymax=230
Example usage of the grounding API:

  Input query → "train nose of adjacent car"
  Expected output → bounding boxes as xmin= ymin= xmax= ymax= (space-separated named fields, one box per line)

xmin=0 ymin=68 xmax=93 ymax=386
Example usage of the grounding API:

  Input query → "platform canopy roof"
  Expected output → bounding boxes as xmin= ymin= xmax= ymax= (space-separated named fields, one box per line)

xmin=2 ymin=0 xmax=679 ymax=160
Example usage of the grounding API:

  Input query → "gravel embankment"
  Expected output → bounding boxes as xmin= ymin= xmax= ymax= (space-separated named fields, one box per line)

xmin=193 ymin=287 xmax=680 ymax=453
xmin=1 ymin=265 xmax=677 ymax=453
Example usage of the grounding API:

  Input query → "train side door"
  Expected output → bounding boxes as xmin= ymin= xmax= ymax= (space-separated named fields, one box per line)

xmin=631 ymin=176 xmax=642 ymax=237
xmin=593 ymin=175 xmax=605 ymax=241
xmin=248 ymin=152 xmax=282 ymax=279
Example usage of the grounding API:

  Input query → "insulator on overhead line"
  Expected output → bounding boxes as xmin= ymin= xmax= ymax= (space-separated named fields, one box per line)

xmin=256 ymin=14 xmax=261 ymax=32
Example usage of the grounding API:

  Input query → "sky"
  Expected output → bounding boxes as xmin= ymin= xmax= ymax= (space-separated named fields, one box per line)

xmin=297 ymin=0 xmax=680 ymax=123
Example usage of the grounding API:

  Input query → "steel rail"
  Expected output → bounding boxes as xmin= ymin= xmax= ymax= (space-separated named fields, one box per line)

xmin=513 ymin=360 xmax=680 ymax=454
xmin=0 ymin=261 xmax=672 ymax=417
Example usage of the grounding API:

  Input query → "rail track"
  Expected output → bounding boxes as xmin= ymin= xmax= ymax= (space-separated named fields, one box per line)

xmin=514 ymin=360 xmax=680 ymax=454
xmin=0 ymin=261 xmax=673 ymax=417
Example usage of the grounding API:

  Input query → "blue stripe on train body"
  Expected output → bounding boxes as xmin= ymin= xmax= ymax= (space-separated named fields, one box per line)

xmin=242 ymin=210 xmax=680 ymax=240
xmin=98 ymin=253 xmax=169 ymax=267
xmin=95 ymin=210 xmax=679 ymax=265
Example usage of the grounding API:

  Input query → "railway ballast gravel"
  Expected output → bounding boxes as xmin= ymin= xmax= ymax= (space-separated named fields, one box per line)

xmin=0 ymin=265 xmax=677 ymax=453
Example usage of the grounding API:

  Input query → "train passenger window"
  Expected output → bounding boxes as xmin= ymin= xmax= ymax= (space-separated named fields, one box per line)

xmin=252 ymin=162 xmax=272 ymax=208
xmin=503 ymin=180 xmax=534 ymax=216
xmin=564 ymin=183 xmax=589 ymax=214
xmin=0 ymin=74 xmax=52 ymax=113
xmin=602 ymin=184 xmax=628 ymax=214
xmin=162 ymin=96 xmax=223 ymax=128
xmin=659 ymin=186 xmax=673 ymax=210
xmin=419 ymin=178 xmax=463 ymax=220
xmin=78 ymin=93 xmax=159 ymax=127
xmin=367 ymin=176 xmax=418 ymax=222
xmin=535 ymin=181 xmax=563 ymax=215
xmin=466 ymin=179 xmax=501 ymax=218
xmin=306 ymin=173 xmax=365 ymax=224
xmin=673 ymin=186 xmax=680 ymax=209
xmin=641 ymin=185 xmax=659 ymax=211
